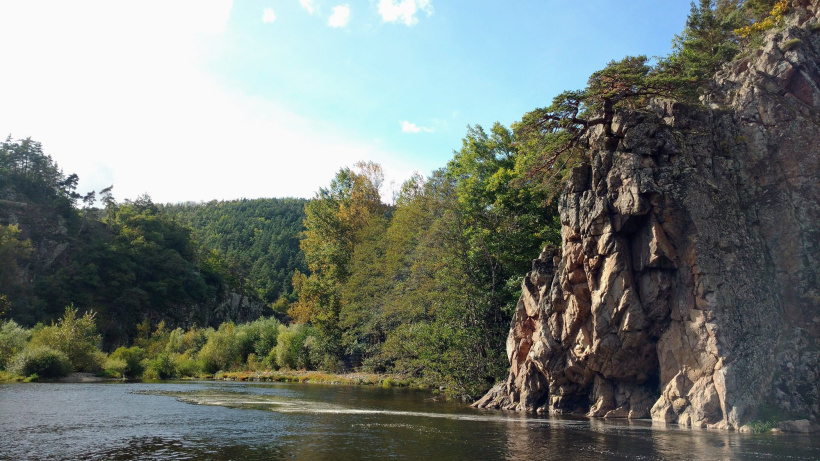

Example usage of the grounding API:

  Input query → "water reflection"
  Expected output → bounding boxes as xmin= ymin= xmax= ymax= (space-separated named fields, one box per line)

xmin=84 ymin=436 xmax=288 ymax=461
xmin=1 ymin=382 xmax=818 ymax=460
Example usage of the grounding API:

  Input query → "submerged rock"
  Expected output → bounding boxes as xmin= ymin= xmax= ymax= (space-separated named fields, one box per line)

xmin=475 ymin=2 xmax=820 ymax=430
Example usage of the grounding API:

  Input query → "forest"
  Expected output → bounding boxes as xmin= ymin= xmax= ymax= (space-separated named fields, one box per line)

xmin=0 ymin=0 xmax=788 ymax=398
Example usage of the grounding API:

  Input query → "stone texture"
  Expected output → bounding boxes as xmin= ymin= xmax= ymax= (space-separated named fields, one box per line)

xmin=775 ymin=419 xmax=817 ymax=433
xmin=474 ymin=3 xmax=820 ymax=430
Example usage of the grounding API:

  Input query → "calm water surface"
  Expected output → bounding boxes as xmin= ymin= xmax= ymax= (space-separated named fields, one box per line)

xmin=0 ymin=381 xmax=817 ymax=460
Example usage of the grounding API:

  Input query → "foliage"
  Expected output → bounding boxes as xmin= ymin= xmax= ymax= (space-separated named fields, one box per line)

xmin=29 ymin=306 xmax=102 ymax=372
xmin=512 ymin=1 xmax=791 ymax=198
xmin=0 ymin=225 xmax=32 ymax=310
xmin=0 ymin=320 xmax=31 ymax=369
xmin=32 ymin=196 xmax=233 ymax=345
xmin=734 ymin=0 xmax=789 ymax=38
xmin=198 ymin=323 xmax=240 ymax=374
xmin=291 ymin=129 xmax=558 ymax=396
xmin=165 ymin=327 xmax=208 ymax=355
xmin=1 ymin=137 xmax=247 ymax=344
xmin=1 ymin=1 xmax=801 ymax=399
xmin=274 ymin=323 xmax=320 ymax=370
xmin=0 ymin=295 xmax=8 ymax=319
xmin=747 ymin=419 xmax=777 ymax=433
xmin=239 ymin=316 xmax=281 ymax=358
xmin=782 ymin=38 xmax=801 ymax=50
xmin=173 ymin=352 xmax=201 ymax=377
xmin=160 ymin=198 xmax=307 ymax=305
xmin=513 ymin=55 xmax=698 ymax=199
xmin=0 ymin=137 xmax=82 ymax=212
xmin=8 ymin=345 xmax=72 ymax=379
xmin=145 ymin=352 xmax=176 ymax=379
xmin=107 ymin=346 xmax=146 ymax=378
xmin=290 ymin=161 xmax=388 ymax=365
xmin=664 ymin=0 xmax=745 ymax=87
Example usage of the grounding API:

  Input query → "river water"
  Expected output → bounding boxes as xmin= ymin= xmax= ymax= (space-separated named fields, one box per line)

xmin=0 ymin=381 xmax=817 ymax=460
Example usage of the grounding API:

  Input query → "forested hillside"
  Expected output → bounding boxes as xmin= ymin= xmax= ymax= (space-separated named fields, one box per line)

xmin=159 ymin=198 xmax=307 ymax=311
xmin=0 ymin=138 xmax=270 ymax=345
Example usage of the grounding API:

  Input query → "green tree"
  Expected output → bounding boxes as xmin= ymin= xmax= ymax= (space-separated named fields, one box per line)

xmin=107 ymin=346 xmax=147 ymax=378
xmin=662 ymin=0 xmax=746 ymax=88
xmin=198 ymin=323 xmax=241 ymax=374
xmin=291 ymin=161 xmax=388 ymax=367
xmin=0 ymin=224 xmax=32 ymax=316
xmin=29 ymin=306 xmax=103 ymax=372
xmin=0 ymin=320 xmax=31 ymax=369
xmin=9 ymin=345 xmax=72 ymax=379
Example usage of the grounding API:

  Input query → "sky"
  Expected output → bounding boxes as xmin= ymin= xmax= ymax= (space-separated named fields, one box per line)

xmin=0 ymin=0 xmax=694 ymax=204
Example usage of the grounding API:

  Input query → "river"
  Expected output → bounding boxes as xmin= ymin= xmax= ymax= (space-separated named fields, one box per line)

xmin=0 ymin=381 xmax=817 ymax=460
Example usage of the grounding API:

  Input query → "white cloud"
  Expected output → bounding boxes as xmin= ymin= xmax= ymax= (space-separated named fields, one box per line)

xmin=262 ymin=7 xmax=276 ymax=23
xmin=401 ymin=121 xmax=434 ymax=133
xmin=0 ymin=1 xmax=415 ymax=203
xmin=377 ymin=0 xmax=432 ymax=26
xmin=328 ymin=4 xmax=350 ymax=28
xmin=299 ymin=0 xmax=315 ymax=14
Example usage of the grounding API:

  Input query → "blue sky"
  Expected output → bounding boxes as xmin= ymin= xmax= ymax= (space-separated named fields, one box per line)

xmin=0 ymin=0 xmax=693 ymax=203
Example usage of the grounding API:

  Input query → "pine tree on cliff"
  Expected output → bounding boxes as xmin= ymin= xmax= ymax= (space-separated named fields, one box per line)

xmin=512 ymin=0 xmax=789 ymax=198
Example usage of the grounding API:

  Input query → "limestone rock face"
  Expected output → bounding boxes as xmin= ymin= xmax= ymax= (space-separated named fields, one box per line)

xmin=474 ymin=3 xmax=820 ymax=430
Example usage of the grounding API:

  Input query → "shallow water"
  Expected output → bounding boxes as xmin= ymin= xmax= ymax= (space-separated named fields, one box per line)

xmin=0 ymin=381 xmax=817 ymax=460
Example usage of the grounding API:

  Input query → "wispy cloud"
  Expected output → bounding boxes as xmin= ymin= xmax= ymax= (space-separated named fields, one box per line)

xmin=378 ymin=0 xmax=432 ymax=26
xmin=262 ymin=7 xmax=276 ymax=23
xmin=401 ymin=121 xmax=434 ymax=133
xmin=299 ymin=0 xmax=315 ymax=14
xmin=328 ymin=5 xmax=350 ymax=28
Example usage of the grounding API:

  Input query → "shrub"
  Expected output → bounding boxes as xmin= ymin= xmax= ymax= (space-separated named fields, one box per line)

xmin=103 ymin=357 xmax=127 ymax=378
xmin=145 ymin=352 xmax=176 ymax=379
xmin=229 ymin=317 xmax=281 ymax=366
xmin=274 ymin=324 xmax=319 ymax=370
xmin=139 ymin=320 xmax=170 ymax=357
xmin=29 ymin=306 xmax=103 ymax=372
xmin=9 ymin=346 xmax=71 ymax=379
xmin=173 ymin=352 xmax=201 ymax=377
xmin=108 ymin=346 xmax=146 ymax=378
xmin=165 ymin=327 xmax=208 ymax=355
xmin=198 ymin=323 xmax=240 ymax=374
xmin=274 ymin=326 xmax=299 ymax=370
xmin=249 ymin=317 xmax=281 ymax=357
xmin=0 ymin=320 xmax=31 ymax=370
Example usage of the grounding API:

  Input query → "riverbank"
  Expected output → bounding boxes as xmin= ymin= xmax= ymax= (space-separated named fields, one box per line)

xmin=1 ymin=368 xmax=425 ymax=390
xmin=209 ymin=370 xmax=425 ymax=389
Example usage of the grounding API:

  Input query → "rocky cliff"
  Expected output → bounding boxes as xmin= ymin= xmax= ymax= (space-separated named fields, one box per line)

xmin=474 ymin=2 xmax=820 ymax=430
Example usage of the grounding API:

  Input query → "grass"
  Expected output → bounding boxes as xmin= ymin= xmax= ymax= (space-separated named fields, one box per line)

xmin=782 ymin=38 xmax=801 ymax=51
xmin=2 ymin=364 xmax=425 ymax=390
xmin=0 ymin=370 xmax=26 ymax=382
xmin=747 ymin=419 xmax=777 ymax=433
xmin=744 ymin=402 xmax=806 ymax=433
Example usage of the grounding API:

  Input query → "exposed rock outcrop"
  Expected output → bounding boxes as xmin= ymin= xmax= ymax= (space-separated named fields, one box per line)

xmin=474 ymin=3 xmax=820 ymax=430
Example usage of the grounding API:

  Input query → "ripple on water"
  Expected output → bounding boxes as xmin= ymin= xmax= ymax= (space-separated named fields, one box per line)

xmin=2 ymin=382 xmax=819 ymax=460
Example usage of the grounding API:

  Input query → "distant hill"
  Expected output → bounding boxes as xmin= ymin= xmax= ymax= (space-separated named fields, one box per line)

xmin=159 ymin=198 xmax=308 ymax=307
xmin=0 ymin=138 xmax=304 ymax=346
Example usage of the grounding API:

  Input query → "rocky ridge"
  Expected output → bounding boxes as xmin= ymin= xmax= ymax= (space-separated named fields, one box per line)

xmin=474 ymin=1 xmax=820 ymax=430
